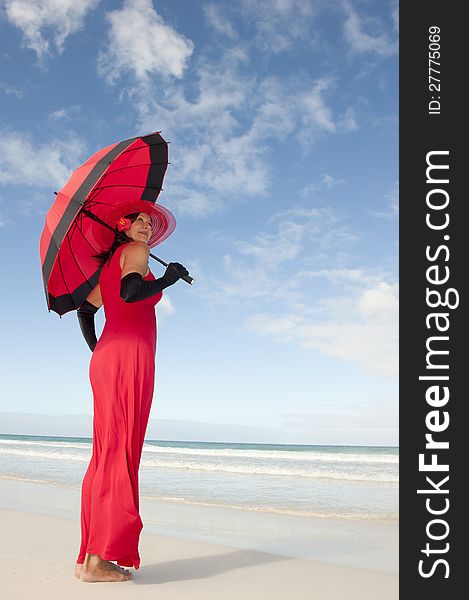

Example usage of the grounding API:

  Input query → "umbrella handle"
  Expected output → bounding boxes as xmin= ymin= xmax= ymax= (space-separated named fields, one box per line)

xmin=149 ymin=252 xmax=194 ymax=285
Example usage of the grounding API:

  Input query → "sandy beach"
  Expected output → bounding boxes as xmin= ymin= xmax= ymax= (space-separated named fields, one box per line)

xmin=1 ymin=508 xmax=398 ymax=600
xmin=0 ymin=478 xmax=398 ymax=600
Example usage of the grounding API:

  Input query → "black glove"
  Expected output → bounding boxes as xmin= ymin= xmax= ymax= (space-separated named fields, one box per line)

xmin=162 ymin=262 xmax=189 ymax=286
xmin=120 ymin=262 xmax=189 ymax=303
xmin=77 ymin=299 xmax=99 ymax=352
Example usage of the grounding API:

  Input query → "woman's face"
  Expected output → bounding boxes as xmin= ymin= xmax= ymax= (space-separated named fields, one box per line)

xmin=127 ymin=212 xmax=152 ymax=243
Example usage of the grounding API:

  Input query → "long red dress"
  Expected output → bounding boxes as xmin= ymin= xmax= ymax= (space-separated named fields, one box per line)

xmin=76 ymin=243 xmax=162 ymax=569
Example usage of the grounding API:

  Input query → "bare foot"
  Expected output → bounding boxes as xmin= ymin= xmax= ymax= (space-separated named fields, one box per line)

xmin=79 ymin=554 xmax=133 ymax=583
xmin=75 ymin=561 xmax=131 ymax=579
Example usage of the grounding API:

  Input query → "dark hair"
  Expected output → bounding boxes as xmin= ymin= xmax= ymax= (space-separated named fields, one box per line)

xmin=92 ymin=212 xmax=141 ymax=268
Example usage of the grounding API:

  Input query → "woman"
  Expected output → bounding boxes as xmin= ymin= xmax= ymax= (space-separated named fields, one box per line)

xmin=74 ymin=204 xmax=188 ymax=583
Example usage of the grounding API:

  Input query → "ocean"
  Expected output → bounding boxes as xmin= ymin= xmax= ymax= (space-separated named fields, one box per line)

xmin=0 ymin=433 xmax=398 ymax=521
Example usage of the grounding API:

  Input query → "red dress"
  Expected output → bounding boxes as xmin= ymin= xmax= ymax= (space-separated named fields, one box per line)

xmin=76 ymin=243 xmax=162 ymax=569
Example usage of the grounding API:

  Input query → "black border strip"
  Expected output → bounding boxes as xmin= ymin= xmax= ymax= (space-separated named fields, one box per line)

xmin=400 ymin=2 xmax=464 ymax=593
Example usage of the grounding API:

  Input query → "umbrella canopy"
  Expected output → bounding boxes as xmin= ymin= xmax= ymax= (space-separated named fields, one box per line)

xmin=40 ymin=132 xmax=176 ymax=317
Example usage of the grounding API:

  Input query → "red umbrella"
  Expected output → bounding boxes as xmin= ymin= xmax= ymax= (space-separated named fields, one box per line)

xmin=40 ymin=131 xmax=192 ymax=317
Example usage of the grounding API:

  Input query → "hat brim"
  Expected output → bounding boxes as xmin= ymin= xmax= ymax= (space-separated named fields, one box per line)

xmin=93 ymin=200 xmax=176 ymax=250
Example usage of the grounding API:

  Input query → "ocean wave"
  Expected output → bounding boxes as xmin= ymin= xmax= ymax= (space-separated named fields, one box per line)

xmin=0 ymin=439 xmax=89 ymax=450
xmin=142 ymin=444 xmax=399 ymax=464
xmin=140 ymin=494 xmax=399 ymax=521
xmin=0 ymin=439 xmax=399 ymax=464
xmin=0 ymin=447 xmax=88 ymax=462
xmin=138 ymin=458 xmax=398 ymax=482
xmin=0 ymin=446 xmax=398 ymax=482
xmin=0 ymin=474 xmax=57 ymax=485
xmin=0 ymin=474 xmax=397 ymax=521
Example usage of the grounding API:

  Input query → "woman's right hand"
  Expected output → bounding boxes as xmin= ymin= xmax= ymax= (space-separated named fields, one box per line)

xmin=163 ymin=262 xmax=189 ymax=286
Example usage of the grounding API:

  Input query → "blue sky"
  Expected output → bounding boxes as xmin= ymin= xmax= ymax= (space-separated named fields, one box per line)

xmin=0 ymin=0 xmax=398 ymax=445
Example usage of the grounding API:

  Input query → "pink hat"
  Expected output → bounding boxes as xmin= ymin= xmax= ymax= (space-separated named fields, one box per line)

xmin=96 ymin=199 xmax=176 ymax=249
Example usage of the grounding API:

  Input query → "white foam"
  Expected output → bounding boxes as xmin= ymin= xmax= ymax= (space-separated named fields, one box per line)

xmin=0 ymin=441 xmax=398 ymax=482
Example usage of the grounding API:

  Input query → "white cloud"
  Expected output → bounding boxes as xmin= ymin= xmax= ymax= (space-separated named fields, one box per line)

xmin=98 ymin=0 xmax=194 ymax=84
xmin=339 ymin=106 xmax=358 ymax=131
xmin=193 ymin=194 xmax=397 ymax=377
xmin=197 ymin=203 xmax=363 ymax=309
xmin=240 ymin=0 xmax=316 ymax=53
xmin=266 ymin=204 xmax=362 ymax=254
xmin=136 ymin=69 xmax=267 ymax=214
xmin=0 ymin=208 xmax=12 ymax=227
xmin=2 ymin=0 xmax=98 ymax=62
xmin=47 ymin=105 xmax=81 ymax=122
xmin=358 ymin=281 xmax=397 ymax=317
xmin=204 ymin=3 xmax=237 ymax=39
xmin=156 ymin=294 xmax=175 ymax=319
xmin=251 ymin=77 xmax=340 ymax=146
xmin=300 ymin=267 xmax=367 ymax=283
xmin=322 ymin=173 xmax=345 ymax=188
xmin=299 ymin=174 xmax=346 ymax=198
xmin=0 ymin=128 xmax=86 ymax=189
xmin=245 ymin=280 xmax=398 ymax=377
xmin=137 ymin=51 xmax=250 ymax=136
xmin=390 ymin=189 xmax=399 ymax=216
xmin=268 ymin=203 xmax=339 ymax=227
xmin=137 ymin=70 xmax=344 ymax=216
xmin=299 ymin=78 xmax=336 ymax=135
xmin=257 ymin=205 xmax=343 ymax=259
xmin=213 ymin=255 xmax=296 ymax=303
xmin=391 ymin=0 xmax=399 ymax=34
xmin=233 ymin=221 xmax=305 ymax=267
xmin=367 ymin=183 xmax=399 ymax=219
xmin=342 ymin=0 xmax=397 ymax=57
xmin=0 ymin=80 xmax=23 ymax=98
xmin=100 ymin=9 xmax=357 ymax=220
xmin=299 ymin=183 xmax=320 ymax=198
